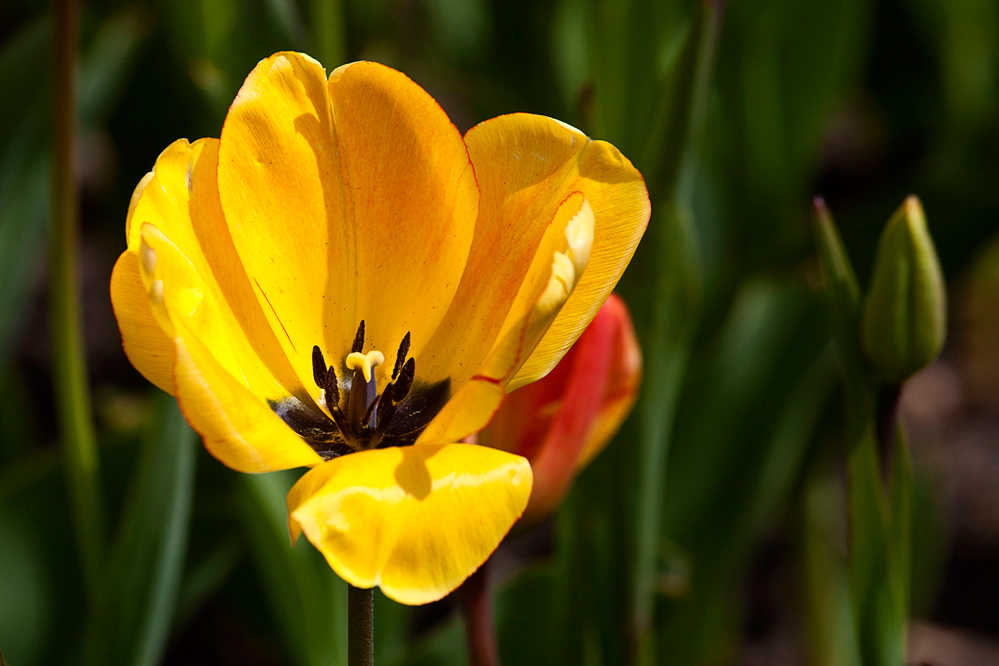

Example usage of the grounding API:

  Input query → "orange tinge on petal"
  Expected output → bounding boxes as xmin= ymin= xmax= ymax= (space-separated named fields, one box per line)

xmin=112 ymin=51 xmax=649 ymax=605
xmin=480 ymin=294 xmax=641 ymax=526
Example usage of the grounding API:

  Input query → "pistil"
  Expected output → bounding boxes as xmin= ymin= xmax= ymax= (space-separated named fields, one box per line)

xmin=308 ymin=320 xmax=417 ymax=452
xmin=346 ymin=350 xmax=384 ymax=432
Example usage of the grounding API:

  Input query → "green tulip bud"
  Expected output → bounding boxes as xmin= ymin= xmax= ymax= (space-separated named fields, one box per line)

xmin=861 ymin=196 xmax=946 ymax=383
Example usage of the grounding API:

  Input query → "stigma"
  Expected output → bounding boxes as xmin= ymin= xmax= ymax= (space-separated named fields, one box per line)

xmin=309 ymin=321 xmax=415 ymax=452
xmin=345 ymin=350 xmax=385 ymax=383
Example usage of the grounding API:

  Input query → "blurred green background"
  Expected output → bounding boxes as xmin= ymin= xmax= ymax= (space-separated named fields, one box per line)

xmin=1 ymin=0 xmax=998 ymax=664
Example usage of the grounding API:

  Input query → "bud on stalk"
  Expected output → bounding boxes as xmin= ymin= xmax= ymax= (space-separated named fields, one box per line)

xmin=861 ymin=196 xmax=946 ymax=383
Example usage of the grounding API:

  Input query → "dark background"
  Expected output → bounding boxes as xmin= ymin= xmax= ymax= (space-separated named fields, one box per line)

xmin=1 ymin=0 xmax=998 ymax=664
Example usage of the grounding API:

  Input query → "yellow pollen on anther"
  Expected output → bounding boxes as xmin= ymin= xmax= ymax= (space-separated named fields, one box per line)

xmin=345 ymin=350 xmax=385 ymax=383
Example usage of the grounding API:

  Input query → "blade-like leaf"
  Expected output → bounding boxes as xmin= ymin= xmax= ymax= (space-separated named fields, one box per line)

xmin=174 ymin=532 xmax=243 ymax=628
xmin=83 ymin=397 xmax=198 ymax=666
xmin=625 ymin=5 xmax=722 ymax=658
xmin=237 ymin=472 xmax=347 ymax=666
xmin=0 ymin=7 xmax=149 ymax=375
xmin=655 ymin=282 xmax=833 ymax=665
xmin=0 ymin=18 xmax=50 ymax=376
xmin=78 ymin=7 xmax=151 ymax=128
xmin=630 ymin=199 xmax=701 ymax=656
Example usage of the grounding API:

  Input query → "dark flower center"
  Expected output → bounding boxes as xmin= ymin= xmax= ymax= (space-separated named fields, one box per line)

xmin=269 ymin=321 xmax=450 ymax=460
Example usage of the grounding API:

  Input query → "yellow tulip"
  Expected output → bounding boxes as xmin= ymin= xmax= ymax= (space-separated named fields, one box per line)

xmin=110 ymin=53 xmax=649 ymax=605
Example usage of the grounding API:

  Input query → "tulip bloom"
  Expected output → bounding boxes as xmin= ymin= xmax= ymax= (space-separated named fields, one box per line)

xmin=111 ymin=53 xmax=649 ymax=604
xmin=478 ymin=294 xmax=640 ymax=527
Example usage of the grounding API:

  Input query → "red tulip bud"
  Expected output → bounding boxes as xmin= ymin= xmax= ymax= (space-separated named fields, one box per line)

xmin=480 ymin=294 xmax=641 ymax=527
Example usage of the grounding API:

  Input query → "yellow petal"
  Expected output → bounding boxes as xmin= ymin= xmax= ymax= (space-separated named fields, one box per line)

xmin=111 ymin=158 xmax=174 ymax=394
xmin=508 ymin=143 xmax=648 ymax=388
xmin=126 ymin=137 xmax=311 ymax=395
xmin=287 ymin=443 xmax=532 ymax=605
xmin=124 ymin=170 xmax=154 ymax=243
xmin=415 ymin=377 xmax=505 ymax=445
xmin=326 ymin=61 xmax=478 ymax=378
xmin=117 ymin=137 xmax=326 ymax=472
xmin=417 ymin=114 xmax=648 ymax=393
xmin=217 ymin=53 xmax=337 ymax=385
xmin=137 ymin=223 xmax=323 ymax=472
xmin=110 ymin=250 xmax=176 ymax=394
xmin=173 ymin=321 xmax=323 ymax=472
xmin=218 ymin=54 xmax=477 ymax=388
xmin=477 ymin=192 xmax=594 ymax=383
xmin=418 ymin=193 xmax=593 ymax=446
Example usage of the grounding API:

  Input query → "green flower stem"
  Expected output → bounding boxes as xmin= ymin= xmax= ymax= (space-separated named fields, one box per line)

xmin=50 ymin=0 xmax=106 ymax=605
xmin=311 ymin=0 xmax=346 ymax=70
xmin=813 ymin=199 xmax=909 ymax=666
xmin=461 ymin=563 xmax=500 ymax=666
xmin=347 ymin=584 xmax=373 ymax=666
xmin=876 ymin=383 xmax=902 ymax=464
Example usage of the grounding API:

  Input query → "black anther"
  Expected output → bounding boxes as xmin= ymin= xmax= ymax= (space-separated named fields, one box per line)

xmin=392 ymin=332 xmax=411 ymax=380
xmin=390 ymin=357 xmax=415 ymax=402
xmin=312 ymin=346 xmax=327 ymax=388
xmin=329 ymin=403 xmax=354 ymax=442
xmin=324 ymin=366 xmax=340 ymax=406
xmin=351 ymin=320 xmax=366 ymax=353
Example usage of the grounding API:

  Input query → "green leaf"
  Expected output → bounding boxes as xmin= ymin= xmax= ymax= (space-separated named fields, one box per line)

xmin=0 ymin=18 xmax=48 ymax=152
xmin=654 ymin=281 xmax=833 ymax=665
xmin=262 ymin=0 xmax=306 ymax=49
xmin=0 ymin=507 xmax=52 ymax=666
xmin=622 ymin=6 xmax=722 ymax=659
xmin=746 ymin=344 xmax=839 ymax=534
xmin=83 ymin=397 xmax=198 ymax=666
xmin=174 ymin=532 xmax=243 ymax=628
xmin=846 ymin=425 xmax=891 ymax=666
xmin=812 ymin=198 xmax=863 ymax=373
xmin=711 ymin=0 xmax=872 ymax=247
xmin=845 ymin=420 xmax=912 ymax=666
xmin=78 ymin=7 xmax=151 ymax=129
xmin=0 ymin=18 xmax=51 ymax=376
xmin=630 ymin=199 xmax=702 ymax=658
xmin=585 ymin=0 xmax=679 ymax=155
xmin=0 ymin=8 xmax=149 ymax=376
xmin=641 ymin=0 xmax=723 ymax=200
xmin=237 ymin=472 xmax=347 ymax=666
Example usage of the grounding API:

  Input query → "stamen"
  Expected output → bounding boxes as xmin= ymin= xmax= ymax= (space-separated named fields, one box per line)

xmin=390 ymin=357 xmax=415 ymax=402
xmin=312 ymin=345 xmax=327 ymax=388
xmin=345 ymin=350 xmax=385 ymax=383
xmin=323 ymin=365 xmax=353 ymax=440
xmin=393 ymin=332 xmax=411 ymax=380
xmin=351 ymin=320 xmax=366 ymax=354
xmin=323 ymin=365 xmax=340 ymax=406
xmin=297 ymin=329 xmax=424 ymax=452
xmin=371 ymin=357 xmax=416 ymax=445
